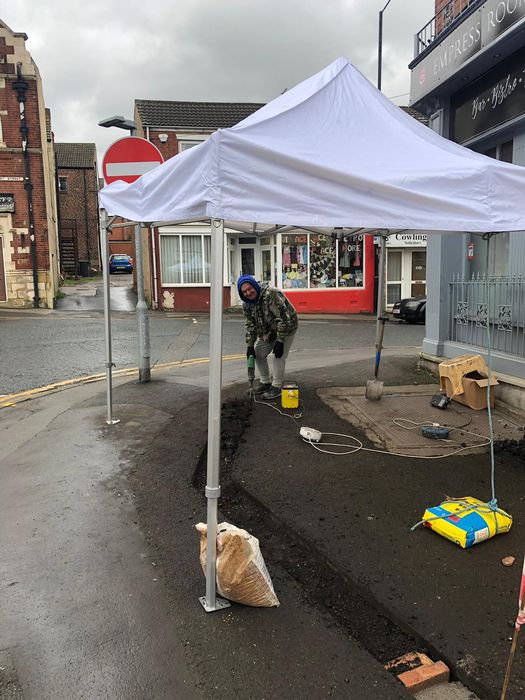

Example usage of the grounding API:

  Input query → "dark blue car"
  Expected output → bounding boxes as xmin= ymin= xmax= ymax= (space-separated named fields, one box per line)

xmin=109 ymin=254 xmax=133 ymax=274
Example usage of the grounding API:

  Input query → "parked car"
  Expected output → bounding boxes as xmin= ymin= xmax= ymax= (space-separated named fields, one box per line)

xmin=109 ymin=254 xmax=133 ymax=274
xmin=392 ymin=296 xmax=426 ymax=324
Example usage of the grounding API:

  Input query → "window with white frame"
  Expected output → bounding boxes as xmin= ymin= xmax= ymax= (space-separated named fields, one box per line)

xmin=178 ymin=140 xmax=202 ymax=152
xmin=161 ymin=234 xmax=211 ymax=285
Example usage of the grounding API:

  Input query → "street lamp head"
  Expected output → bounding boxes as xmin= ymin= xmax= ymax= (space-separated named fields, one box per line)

xmin=98 ymin=115 xmax=127 ymax=128
xmin=119 ymin=119 xmax=138 ymax=132
xmin=98 ymin=116 xmax=137 ymax=133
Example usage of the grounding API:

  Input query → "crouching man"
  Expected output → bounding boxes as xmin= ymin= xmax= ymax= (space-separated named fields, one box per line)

xmin=237 ymin=275 xmax=298 ymax=400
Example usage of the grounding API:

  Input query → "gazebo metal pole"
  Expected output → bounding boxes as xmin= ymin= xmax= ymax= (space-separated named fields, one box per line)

xmin=200 ymin=218 xmax=230 ymax=612
xmin=100 ymin=207 xmax=119 ymax=425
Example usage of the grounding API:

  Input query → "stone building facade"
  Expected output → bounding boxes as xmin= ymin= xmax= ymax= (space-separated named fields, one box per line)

xmin=409 ymin=0 xmax=525 ymax=400
xmin=55 ymin=143 xmax=100 ymax=275
xmin=0 ymin=19 xmax=59 ymax=308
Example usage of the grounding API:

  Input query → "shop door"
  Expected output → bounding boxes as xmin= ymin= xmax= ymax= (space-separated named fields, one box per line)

xmin=386 ymin=250 xmax=402 ymax=306
xmin=260 ymin=236 xmax=275 ymax=285
xmin=0 ymin=236 xmax=6 ymax=302
xmin=411 ymin=250 xmax=426 ymax=297
xmin=238 ymin=237 xmax=259 ymax=279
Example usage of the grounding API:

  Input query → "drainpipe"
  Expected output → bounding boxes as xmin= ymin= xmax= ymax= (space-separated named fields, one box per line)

xmin=13 ymin=63 xmax=39 ymax=308
xmin=54 ymin=149 xmax=64 ymax=276
xmin=83 ymin=168 xmax=91 ymax=269
xmin=150 ymin=224 xmax=158 ymax=309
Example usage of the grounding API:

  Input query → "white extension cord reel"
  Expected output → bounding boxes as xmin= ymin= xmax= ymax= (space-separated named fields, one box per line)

xmin=299 ymin=427 xmax=323 ymax=443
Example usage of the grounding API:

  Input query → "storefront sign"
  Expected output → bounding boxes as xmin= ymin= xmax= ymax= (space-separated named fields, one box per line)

xmin=386 ymin=233 xmax=427 ymax=248
xmin=0 ymin=194 xmax=15 ymax=212
xmin=0 ymin=176 xmax=24 ymax=182
xmin=410 ymin=0 xmax=525 ymax=104
xmin=452 ymin=48 xmax=525 ymax=142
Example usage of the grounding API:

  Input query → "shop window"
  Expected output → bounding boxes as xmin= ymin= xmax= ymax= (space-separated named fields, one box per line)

xmin=282 ymin=232 xmax=365 ymax=290
xmin=282 ymin=234 xmax=308 ymax=288
xmin=310 ymin=234 xmax=336 ymax=288
xmin=160 ymin=234 xmax=211 ymax=285
xmin=338 ymin=234 xmax=364 ymax=288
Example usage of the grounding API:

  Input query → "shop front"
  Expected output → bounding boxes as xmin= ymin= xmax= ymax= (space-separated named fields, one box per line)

xmin=151 ymin=225 xmax=375 ymax=313
xmin=278 ymin=231 xmax=374 ymax=313
xmin=385 ymin=232 xmax=427 ymax=308
xmin=409 ymin=0 xmax=525 ymax=377
xmin=228 ymin=230 xmax=374 ymax=313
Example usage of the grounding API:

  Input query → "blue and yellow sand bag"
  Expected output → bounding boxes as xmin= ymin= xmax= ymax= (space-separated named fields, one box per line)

xmin=422 ymin=496 xmax=512 ymax=548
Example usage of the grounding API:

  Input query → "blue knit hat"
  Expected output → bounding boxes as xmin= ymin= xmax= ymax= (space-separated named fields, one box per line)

xmin=237 ymin=275 xmax=261 ymax=304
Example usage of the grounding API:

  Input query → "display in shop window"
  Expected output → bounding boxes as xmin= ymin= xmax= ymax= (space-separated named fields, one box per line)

xmin=338 ymin=235 xmax=364 ymax=288
xmin=282 ymin=234 xmax=308 ymax=288
xmin=309 ymin=234 xmax=336 ymax=288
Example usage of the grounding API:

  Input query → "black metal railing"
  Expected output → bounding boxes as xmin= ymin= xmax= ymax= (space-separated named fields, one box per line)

xmin=415 ymin=0 xmax=482 ymax=57
xmin=450 ymin=274 xmax=525 ymax=358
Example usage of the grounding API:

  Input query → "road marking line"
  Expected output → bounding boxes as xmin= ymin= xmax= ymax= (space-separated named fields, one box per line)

xmin=0 ymin=354 xmax=245 ymax=409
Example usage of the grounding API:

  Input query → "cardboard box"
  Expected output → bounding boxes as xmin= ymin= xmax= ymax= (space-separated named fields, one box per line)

xmin=442 ymin=371 xmax=498 ymax=410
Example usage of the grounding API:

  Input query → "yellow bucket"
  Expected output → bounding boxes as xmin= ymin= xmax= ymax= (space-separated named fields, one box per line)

xmin=281 ymin=382 xmax=299 ymax=409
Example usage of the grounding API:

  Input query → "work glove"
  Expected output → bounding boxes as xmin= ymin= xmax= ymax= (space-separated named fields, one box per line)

xmin=273 ymin=340 xmax=284 ymax=359
xmin=246 ymin=345 xmax=256 ymax=359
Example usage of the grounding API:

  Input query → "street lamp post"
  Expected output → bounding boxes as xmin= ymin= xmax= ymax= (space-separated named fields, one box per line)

xmin=377 ymin=0 xmax=393 ymax=91
xmin=98 ymin=115 xmax=151 ymax=384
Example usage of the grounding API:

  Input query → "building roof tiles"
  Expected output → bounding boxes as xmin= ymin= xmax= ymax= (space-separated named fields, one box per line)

xmin=55 ymin=142 xmax=96 ymax=169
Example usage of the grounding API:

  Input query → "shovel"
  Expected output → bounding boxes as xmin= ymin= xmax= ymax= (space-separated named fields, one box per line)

xmin=366 ymin=235 xmax=387 ymax=401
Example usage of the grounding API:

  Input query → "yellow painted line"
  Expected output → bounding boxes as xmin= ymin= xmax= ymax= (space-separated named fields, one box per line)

xmin=0 ymin=354 xmax=245 ymax=409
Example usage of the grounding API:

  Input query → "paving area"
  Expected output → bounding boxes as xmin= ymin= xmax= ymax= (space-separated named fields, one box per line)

xmin=319 ymin=385 xmax=525 ymax=457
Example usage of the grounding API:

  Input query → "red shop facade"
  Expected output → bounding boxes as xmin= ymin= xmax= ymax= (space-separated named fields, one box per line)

xmin=150 ymin=225 xmax=375 ymax=314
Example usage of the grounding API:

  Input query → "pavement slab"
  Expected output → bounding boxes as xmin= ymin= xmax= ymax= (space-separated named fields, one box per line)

xmin=318 ymin=385 xmax=524 ymax=456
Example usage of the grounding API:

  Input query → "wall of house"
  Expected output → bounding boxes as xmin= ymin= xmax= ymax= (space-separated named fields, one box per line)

xmin=58 ymin=166 xmax=100 ymax=272
xmin=0 ymin=26 xmax=58 ymax=307
xmin=159 ymin=285 xmax=231 ymax=312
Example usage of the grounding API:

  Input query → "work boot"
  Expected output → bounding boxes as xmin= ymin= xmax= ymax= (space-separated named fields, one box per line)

xmin=253 ymin=381 xmax=272 ymax=395
xmin=262 ymin=385 xmax=281 ymax=400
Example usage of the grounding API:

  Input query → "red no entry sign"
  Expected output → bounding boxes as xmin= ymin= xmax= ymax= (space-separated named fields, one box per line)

xmin=102 ymin=136 xmax=164 ymax=185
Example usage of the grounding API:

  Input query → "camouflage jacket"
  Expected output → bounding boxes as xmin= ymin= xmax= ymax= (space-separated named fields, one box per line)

xmin=244 ymin=284 xmax=298 ymax=345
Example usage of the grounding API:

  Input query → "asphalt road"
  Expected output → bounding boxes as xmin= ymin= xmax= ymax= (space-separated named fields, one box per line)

xmin=0 ymin=278 xmax=425 ymax=394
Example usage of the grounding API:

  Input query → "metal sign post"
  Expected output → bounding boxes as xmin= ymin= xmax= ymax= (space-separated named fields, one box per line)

xmin=100 ymin=208 xmax=119 ymax=425
xmin=134 ymin=223 xmax=151 ymax=383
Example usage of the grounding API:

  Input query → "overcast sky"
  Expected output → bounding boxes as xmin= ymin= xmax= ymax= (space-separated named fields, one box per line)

xmin=5 ymin=0 xmax=435 ymax=163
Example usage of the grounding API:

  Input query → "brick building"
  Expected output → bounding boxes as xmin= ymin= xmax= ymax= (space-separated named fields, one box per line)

xmin=55 ymin=142 xmax=100 ymax=275
xmin=0 ymin=19 xmax=59 ymax=308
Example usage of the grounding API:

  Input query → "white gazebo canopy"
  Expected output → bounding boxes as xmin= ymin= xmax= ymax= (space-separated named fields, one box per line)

xmin=100 ymin=57 xmax=525 ymax=233
xmin=98 ymin=57 xmax=525 ymax=613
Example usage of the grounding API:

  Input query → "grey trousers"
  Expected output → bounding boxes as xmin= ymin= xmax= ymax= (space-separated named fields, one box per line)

xmin=254 ymin=332 xmax=296 ymax=388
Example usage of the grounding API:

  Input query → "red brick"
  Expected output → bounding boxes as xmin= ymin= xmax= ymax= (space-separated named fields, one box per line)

xmin=397 ymin=660 xmax=450 ymax=694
